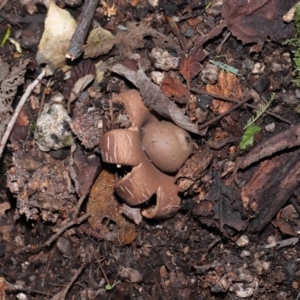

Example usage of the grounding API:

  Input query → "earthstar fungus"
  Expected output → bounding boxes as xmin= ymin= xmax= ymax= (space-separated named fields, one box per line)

xmin=99 ymin=90 xmax=193 ymax=218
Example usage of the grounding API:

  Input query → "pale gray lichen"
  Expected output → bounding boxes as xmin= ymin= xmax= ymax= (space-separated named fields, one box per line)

xmin=34 ymin=93 xmax=73 ymax=151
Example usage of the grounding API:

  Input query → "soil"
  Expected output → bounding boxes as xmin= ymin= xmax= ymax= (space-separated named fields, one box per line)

xmin=0 ymin=0 xmax=300 ymax=299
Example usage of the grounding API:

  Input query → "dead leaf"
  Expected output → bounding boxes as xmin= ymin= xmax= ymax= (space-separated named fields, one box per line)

xmin=36 ymin=0 xmax=77 ymax=75
xmin=222 ymin=0 xmax=298 ymax=44
xmin=69 ymin=142 xmax=101 ymax=197
xmin=65 ymin=59 xmax=96 ymax=103
xmin=111 ymin=63 xmax=200 ymax=134
xmin=121 ymin=204 xmax=142 ymax=225
xmin=207 ymin=71 xmax=243 ymax=114
xmin=271 ymin=219 xmax=297 ymax=236
xmin=84 ymin=21 xmax=178 ymax=60
xmin=87 ymin=169 xmax=138 ymax=245
xmin=179 ymin=46 xmax=207 ymax=82
xmin=161 ymin=73 xmax=188 ymax=104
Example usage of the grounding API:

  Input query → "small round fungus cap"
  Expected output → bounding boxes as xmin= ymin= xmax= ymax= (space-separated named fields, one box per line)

xmin=142 ymin=121 xmax=193 ymax=173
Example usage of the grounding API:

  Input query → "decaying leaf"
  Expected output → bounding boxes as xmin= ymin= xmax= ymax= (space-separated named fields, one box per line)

xmin=222 ymin=0 xmax=298 ymax=44
xmin=36 ymin=0 xmax=77 ymax=75
xmin=161 ymin=73 xmax=188 ymax=104
xmin=176 ymin=145 xmax=213 ymax=193
xmin=179 ymin=46 xmax=207 ymax=82
xmin=0 ymin=58 xmax=31 ymax=141
xmin=121 ymin=204 xmax=142 ymax=225
xmin=84 ymin=25 xmax=114 ymax=55
xmin=111 ymin=63 xmax=199 ymax=134
xmin=87 ymin=169 xmax=138 ymax=245
xmin=271 ymin=219 xmax=297 ymax=236
xmin=65 ymin=59 xmax=96 ymax=104
xmin=69 ymin=142 xmax=101 ymax=197
xmin=207 ymin=71 xmax=243 ymax=114
xmin=84 ymin=21 xmax=178 ymax=60
xmin=7 ymin=148 xmax=77 ymax=222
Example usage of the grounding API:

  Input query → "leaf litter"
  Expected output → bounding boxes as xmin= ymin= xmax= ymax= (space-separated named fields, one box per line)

xmin=2 ymin=0 xmax=300 ymax=298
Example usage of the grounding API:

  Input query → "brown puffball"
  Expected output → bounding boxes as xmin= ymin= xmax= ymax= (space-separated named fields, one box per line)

xmin=142 ymin=121 xmax=193 ymax=173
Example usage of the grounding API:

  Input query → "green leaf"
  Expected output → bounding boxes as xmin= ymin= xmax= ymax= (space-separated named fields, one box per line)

xmin=239 ymin=124 xmax=261 ymax=150
xmin=105 ymin=280 xmax=121 ymax=291
xmin=1 ymin=27 xmax=11 ymax=47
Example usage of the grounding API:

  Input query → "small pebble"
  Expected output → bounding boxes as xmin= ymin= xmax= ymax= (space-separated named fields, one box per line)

xmin=56 ymin=237 xmax=72 ymax=256
xmin=17 ymin=293 xmax=28 ymax=300
xmin=151 ymin=71 xmax=164 ymax=85
xmin=252 ymin=62 xmax=265 ymax=74
xmin=201 ymin=63 xmax=219 ymax=84
xmin=235 ymin=235 xmax=249 ymax=247
xmin=271 ymin=62 xmax=282 ymax=73
xmin=240 ymin=250 xmax=251 ymax=258
xmin=281 ymin=91 xmax=298 ymax=106
xmin=148 ymin=0 xmax=159 ymax=7
xmin=151 ymin=48 xmax=179 ymax=71
xmin=265 ymin=123 xmax=275 ymax=132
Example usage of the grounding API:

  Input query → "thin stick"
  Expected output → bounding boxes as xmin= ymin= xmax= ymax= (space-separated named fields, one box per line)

xmin=50 ymin=263 xmax=86 ymax=300
xmin=15 ymin=213 xmax=90 ymax=255
xmin=66 ymin=0 xmax=98 ymax=60
xmin=191 ymin=87 xmax=291 ymax=125
xmin=198 ymin=96 xmax=252 ymax=130
xmin=0 ymin=69 xmax=46 ymax=159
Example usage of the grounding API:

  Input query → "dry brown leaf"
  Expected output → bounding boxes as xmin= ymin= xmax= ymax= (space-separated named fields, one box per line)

xmin=206 ymin=71 xmax=243 ymax=114
xmin=161 ymin=73 xmax=188 ymax=104
xmin=87 ymin=169 xmax=138 ymax=245
xmin=271 ymin=219 xmax=297 ymax=237
xmin=179 ymin=47 xmax=207 ymax=82
xmin=222 ymin=0 xmax=297 ymax=44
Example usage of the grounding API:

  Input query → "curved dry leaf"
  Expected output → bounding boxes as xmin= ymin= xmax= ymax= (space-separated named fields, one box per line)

xmin=86 ymin=169 xmax=138 ymax=245
xmin=222 ymin=0 xmax=297 ymax=44
xmin=36 ymin=0 xmax=77 ymax=75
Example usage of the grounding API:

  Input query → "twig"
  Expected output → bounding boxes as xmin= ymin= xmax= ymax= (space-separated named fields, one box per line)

xmin=0 ymin=11 xmax=21 ymax=27
xmin=191 ymin=87 xmax=291 ymax=125
xmin=198 ymin=96 xmax=252 ymax=131
xmin=17 ymin=213 xmax=90 ymax=255
xmin=50 ymin=263 xmax=87 ymax=300
xmin=74 ymin=195 xmax=86 ymax=219
xmin=66 ymin=0 xmax=98 ymax=60
xmin=0 ymin=69 xmax=46 ymax=159
xmin=0 ymin=0 xmax=8 ymax=11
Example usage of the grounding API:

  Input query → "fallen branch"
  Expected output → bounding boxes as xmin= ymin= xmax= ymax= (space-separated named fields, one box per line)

xmin=66 ymin=0 xmax=98 ymax=60
xmin=0 ymin=69 xmax=46 ymax=159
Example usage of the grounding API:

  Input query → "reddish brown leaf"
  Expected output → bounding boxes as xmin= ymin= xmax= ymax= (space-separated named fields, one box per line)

xmin=70 ymin=143 xmax=101 ymax=197
xmin=161 ymin=73 xmax=188 ymax=104
xmin=87 ymin=168 xmax=138 ymax=245
xmin=179 ymin=46 xmax=207 ymax=82
xmin=207 ymin=71 xmax=243 ymax=114
xmin=271 ymin=219 xmax=297 ymax=236
xmin=222 ymin=0 xmax=298 ymax=44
